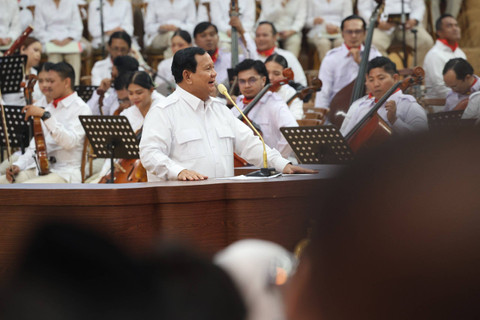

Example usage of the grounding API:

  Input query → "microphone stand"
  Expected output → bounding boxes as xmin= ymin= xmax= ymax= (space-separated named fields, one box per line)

xmin=99 ymin=0 xmax=106 ymax=58
xmin=401 ymin=0 xmax=407 ymax=68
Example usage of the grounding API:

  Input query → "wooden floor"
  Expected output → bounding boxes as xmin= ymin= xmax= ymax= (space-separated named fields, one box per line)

xmin=0 ymin=165 xmax=341 ymax=278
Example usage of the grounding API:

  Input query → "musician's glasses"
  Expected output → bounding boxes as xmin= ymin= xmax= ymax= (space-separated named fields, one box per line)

xmin=238 ymin=76 xmax=261 ymax=86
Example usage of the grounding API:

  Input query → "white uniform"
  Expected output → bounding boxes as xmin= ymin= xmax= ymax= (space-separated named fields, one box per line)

xmin=340 ymin=90 xmax=428 ymax=137
xmin=276 ymin=84 xmax=304 ymax=120
xmin=91 ymin=56 xmax=113 ymax=86
xmin=258 ymin=47 xmax=307 ymax=86
xmin=0 ymin=0 xmax=21 ymax=48
xmin=10 ymin=92 xmax=91 ymax=183
xmin=315 ymin=43 xmax=381 ymax=109
xmin=423 ymin=40 xmax=466 ymax=99
xmin=197 ymin=0 xmax=256 ymax=35
xmin=139 ymin=86 xmax=290 ymax=181
xmin=87 ymin=0 xmax=133 ymax=49
xmin=461 ymin=91 xmax=480 ymax=123
xmin=444 ymin=75 xmax=480 ymax=111
xmin=233 ymin=91 xmax=298 ymax=158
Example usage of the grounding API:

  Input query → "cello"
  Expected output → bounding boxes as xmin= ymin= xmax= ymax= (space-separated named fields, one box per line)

xmin=345 ymin=66 xmax=424 ymax=154
xmin=23 ymin=74 xmax=50 ymax=175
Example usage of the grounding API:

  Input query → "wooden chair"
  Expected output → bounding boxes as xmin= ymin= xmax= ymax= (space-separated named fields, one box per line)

xmin=297 ymin=119 xmax=324 ymax=126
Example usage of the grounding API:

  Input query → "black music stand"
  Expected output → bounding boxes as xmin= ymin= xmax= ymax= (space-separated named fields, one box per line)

xmin=79 ymin=115 xmax=139 ymax=183
xmin=74 ymin=85 xmax=98 ymax=102
xmin=281 ymin=125 xmax=354 ymax=164
xmin=427 ymin=110 xmax=475 ymax=130
xmin=0 ymin=55 xmax=27 ymax=94
xmin=0 ymin=105 xmax=31 ymax=161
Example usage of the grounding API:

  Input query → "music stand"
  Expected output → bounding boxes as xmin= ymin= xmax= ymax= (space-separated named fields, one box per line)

xmin=0 ymin=55 xmax=27 ymax=94
xmin=74 ymin=85 xmax=98 ymax=102
xmin=79 ymin=115 xmax=139 ymax=183
xmin=281 ymin=125 xmax=354 ymax=164
xmin=427 ymin=110 xmax=475 ymax=130
xmin=0 ymin=105 xmax=31 ymax=161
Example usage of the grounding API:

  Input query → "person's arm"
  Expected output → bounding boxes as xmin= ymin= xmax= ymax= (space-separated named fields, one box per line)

xmin=67 ymin=2 xmax=83 ymax=42
xmin=290 ymin=0 xmax=308 ymax=33
xmin=87 ymin=0 xmax=102 ymax=39
xmin=314 ymin=57 xmax=334 ymax=109
xmin=7 ymin=3 xmax=21 ymax=40
xmin=144 ymin=4 xmax=161 ymax=39
xmin=409 ymin=0 xmax=425 ymax=26
xmin=33 ymin=3 xmax=48 ymax=44
xmin=388 ymin=99 xmax=428 ymax=134
xmin=122 ymin=0 xmax=134 ymax=36
xmin=461 ymin=93 xmax=480 ymax=119
xmin=239 ymin=0 xmax=256 ymax=34
xmin=356 ymin=0 xmax=374 ymax=22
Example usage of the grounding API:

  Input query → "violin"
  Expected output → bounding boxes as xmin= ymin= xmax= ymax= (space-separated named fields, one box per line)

xmin=23 ymin=74 xmax=50 ymax=175
xmin=98 ymin=128 xmax=147 ymax=183
xmin=345 ymin=66 xmax=424 ymax=154
xmin=286 ymin=78 xmax=322 ymax=105
xmin=453 ymin=98 xmax=469 ymax=111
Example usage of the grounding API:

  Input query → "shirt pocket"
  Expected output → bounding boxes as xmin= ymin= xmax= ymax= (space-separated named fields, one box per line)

xmin=175 ymin=128 xmax=206 ymax=161
xmin=216 ymin=125 xmax=235 ymax=155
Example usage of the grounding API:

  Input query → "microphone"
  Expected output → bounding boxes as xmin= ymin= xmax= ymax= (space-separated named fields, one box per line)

xmin=217 ymin=84 xmax=278 ymax=177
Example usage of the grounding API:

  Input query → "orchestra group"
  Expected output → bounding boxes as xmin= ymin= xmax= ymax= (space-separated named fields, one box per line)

xmin=0 ymin=0 xmax=475 ymax=185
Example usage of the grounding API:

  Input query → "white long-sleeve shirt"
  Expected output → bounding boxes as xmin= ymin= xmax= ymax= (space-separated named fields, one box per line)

xmin=306 ymin=0 xmax=352 ymax=32
xmin=143 ymin=0 xmax=196 ymax=47
xmin=276 ymin=84 xmax=304 ymax=120
xmin=139 ymin=86 xmax=290 ymax=181
xmin=88 ymin=0 xmax=133 ymax=48
xmin=232 ymin=91 xmax=299 ymax=158
xmin=340 ymin=90 xmax=428 ymax=137
xmin=462 ymin=91 xmax=480 ymax=122
xmin=444 ymin=75 xmax=480 ymax=111
xmin=423 ymin=40 xmax=466 ymax=99
xmin=33 ymin=0 xmax=83 ymax=44
xmin=315 ymin=43 xmax=381 ymax=109
xmin=257 ymin=47 xmax=307 ymax=86
xmin=91 ymin=56 xmax=113 ymax=86
xmin=14 ymin=92 xmax=92 ymax=183
xmin=257 ymin=0 xmax=307 ymax=33
xmin=197 ymin=0 xmax=256 ymax=35
xmin=0 ymin=0 xmax=21 ymax=43
xmin=358 ymin=0 xmax=425 ymax=26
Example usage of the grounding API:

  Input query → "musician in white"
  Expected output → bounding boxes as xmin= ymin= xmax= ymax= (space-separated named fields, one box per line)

xmin=0 ymin=0 xmax=21 ymax=50
xmin=140 ymin=47 xmax=312 ymax=181
xmin=357 ymin=0 xmax=433 ymax=66
xmin=87 ymin=0 xmax=133 ymax=49
xmin=341 ymin=57 xmax=427 ymax=137
xmin=256 ymin=0 xmax=307 ymax=58
xmin=442 ymin=58 xmax=480 ymax=111
xmin=0 ymin=62 xmax=91 ymax=184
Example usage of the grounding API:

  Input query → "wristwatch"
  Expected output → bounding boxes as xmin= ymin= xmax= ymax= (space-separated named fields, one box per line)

xmin=41 ymin=111 xmax=51 ymax=121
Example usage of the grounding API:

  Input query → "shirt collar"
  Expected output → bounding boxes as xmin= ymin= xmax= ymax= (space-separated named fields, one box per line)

xmin=257 ymin=46 xmax=276 ymax=58
xmin=438 ymin=39 xmax=459 ymax=52
xmin=342 ymin=43 xmax=365 ymax=56
xmin=52 ymin=92 xmax=76 ymax=108
xmin=176 ymin=86 xmax=212 ymax=111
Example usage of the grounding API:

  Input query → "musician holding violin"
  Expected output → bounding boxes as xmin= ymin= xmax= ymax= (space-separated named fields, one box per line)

xmin=442 ymin=58 xmax=480 ymax=112
xmin=232 ymin=59 xmax=298 ymax=159
xmin=0 ymin=62 xmax=91 ymax=184
xmin=340 ymin=57 xmax=427 ymax=138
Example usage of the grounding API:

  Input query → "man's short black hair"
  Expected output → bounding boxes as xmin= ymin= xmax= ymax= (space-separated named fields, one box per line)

xmin=38 ymin=61 xmax=55 ymax=73
xmin=257 ymin=21 xmax=277 ymax=35
xmin=113 ymin=71 xmax=132 ymax=90
xmin=341 ymin=14 xmax=367 ymax=31
xmin=113 ymin=55 xmax=139 ymax=75
xmin=193 ymin=22 xmax=218 ymax=38
xmin=442 ymin=58 xmax=474 ymax=80
xmin=436 ymin=14 xmax=455 ymax=33
xmin=367 ymin=57 xmax=398 ymax=76
xmin=108 ymin=31 xmax=132 ymax=48
xmin=171 ymin=47 xmax=207 ymax=83
xmin=50 ymin=62 xmax=75 ymax=90
xmin=234 ymin=59 xmax=269 ymax=80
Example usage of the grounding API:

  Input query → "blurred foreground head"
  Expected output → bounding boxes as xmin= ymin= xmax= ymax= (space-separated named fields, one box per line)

xmin=287 ymin=129 xmax=480 ymax=320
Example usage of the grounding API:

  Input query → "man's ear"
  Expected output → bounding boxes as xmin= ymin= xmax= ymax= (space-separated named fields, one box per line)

xmin=183 ymin=70 xmax=192 ymax=84
xmin=393 ymin=73 xmax=400 ymax=82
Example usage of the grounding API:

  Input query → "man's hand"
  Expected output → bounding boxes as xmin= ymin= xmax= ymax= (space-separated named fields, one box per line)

xmin=229 ymin=16 xmax=245 ymax=35
xmin=313 ymin=17 xmax=324 ymax=25
xmin=385 ymin=100 xmax=397 ymax=124
xmin=278 ymin=30 xmax=296 ymax=40
xmin=0 ymin=38 xmax=12 ymax=46
xmin=405 ymin=19 xmax=418 ymax=30
xmin=326 ymin=24 xmax=339 ymax=35
xmin=159 ymin=24 xmax=178 ymax=33
xmin=378 ymin=21 xmax=394 ymax=31
xmin=22 ymin=105 xmax=46 ymax=121
xmin=6 ymin=165 xmax=19 ymax=183
xmin=348 ymin=47 xmax=361 ymax=64
xmin=282 ymin=164 xmax=318 ymax=174
xmin=178 ymin=169 xmax=208 ymax=181
xmin=99 ymin=78 xmax=112 ymax=92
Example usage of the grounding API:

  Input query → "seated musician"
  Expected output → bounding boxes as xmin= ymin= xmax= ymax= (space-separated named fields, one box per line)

xmin=442 ymin=58 xmax=480 ymax=111
xmin=314 ymin=15 xmax=381 ymax=112
xmin=231 ymin=59 xmax=298 ymax=159
xmin=424 ymin=14 xmax=466 ymax=102
xmin=340 ymin=57 xmax=427 ymax=137
xmin=357 ymin=0 xmax=433 ymax=66
xmin=87 ymin=55 xmax=140 ymax=115
xmin=0 ymin=62 xmax=92 ymax=184
xmin=265 ymin=54 xmax=304 ymax=120
xmin=91 ymin=31 xmax=132 ymax=86
xmin=139 ymin=47 xmax=313 ymax=181
xmin=254 ymin=21 xmax=307 ymax=87
xmin=193 ymin=21 xmax=257 ymax=87
xmin=461 ymin=91 xmax=480 ymax=124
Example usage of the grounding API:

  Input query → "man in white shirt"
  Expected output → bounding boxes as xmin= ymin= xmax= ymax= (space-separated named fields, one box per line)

xmin=341 ymin=57 xmax=427 ymax=138
xmin=255 ymin=21 xmax=307 ymax=86
xmin=0 ymin=62 xmax=92 ymax=184
xmin=461 ymin=91 xmax=480 ymax=123
xmin=91 ymin=31 xmax=132 ymax=86
xmin=231 ymin=59 xmax=298 ymax=158
xmin=357 ymin=0 xmax=434 ymax=66
xmin=143 ymin=0 xmax=196 ymax=57
xmin=87 ymin=0 xmax=133 ymax=49
xmin=0 ymin=0 xmax=21 ymax=50
xmin=33 ymin=0 xmax=83 ymax=85
xmin=443 ymin=58 xmax=480 ymax=111
xmin=139 ymin=47 xmax=313 ymax=181
xmin=193 ymin=21 xmax=257 ymax=86
xmin=314 ymin=15 xmax=381 ymax=111
xmin=257 ymin=0 xmax=307 ymax=58
xmin=424 ymin=14 xmax=466 ymax=101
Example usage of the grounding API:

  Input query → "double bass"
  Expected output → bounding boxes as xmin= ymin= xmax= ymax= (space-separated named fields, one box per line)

xmin=345 ymin=66 xmax=424 ymax=154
